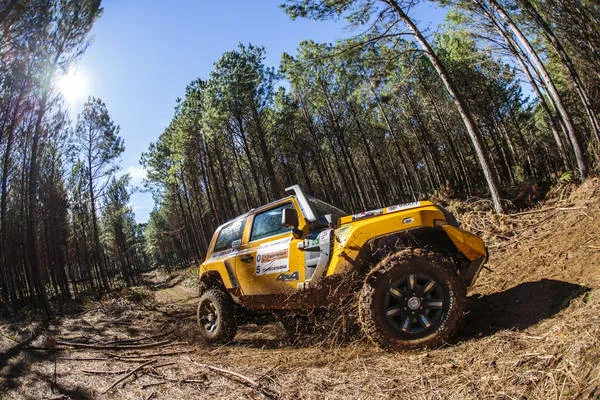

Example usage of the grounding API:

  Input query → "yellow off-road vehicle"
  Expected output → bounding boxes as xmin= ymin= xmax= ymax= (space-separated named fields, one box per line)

xmin=196 ymin=185 xmax=486 ymax=350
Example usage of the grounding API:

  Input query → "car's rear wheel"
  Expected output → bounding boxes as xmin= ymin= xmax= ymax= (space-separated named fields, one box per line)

xmin=359 ymin=248 xmax=466 ymax=350
xmin=196 ymin=288 xmax=237 ymax=343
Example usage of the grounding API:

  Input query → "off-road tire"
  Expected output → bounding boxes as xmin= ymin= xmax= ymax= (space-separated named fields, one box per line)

xmin=196 ymin=288 xmax=237 ymax=344
xmin=359 ymin=248 xmax=466 ymax=350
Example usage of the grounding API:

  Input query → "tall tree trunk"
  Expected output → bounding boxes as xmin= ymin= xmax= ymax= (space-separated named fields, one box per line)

xmin=0 ymin=81 xmax=27 ymax=303
xmin=87 ymin=153 xmax=109 ymax=292
xmin=236 ymin=120 xmax=266 ymax=205
xmin=487 ymin=10 xmax=571 ymax=169
xmin=383 ymin=0 xmax=504 ymax=213
xmin=520 ymin=0 xmax=600 ymax=144
xmin=27 ymin=92 xmax=51 ymax=318
xmin=486 ymin=0 xmax=587 ymax=177
xmin=366 ymin=80 xmax=418 ymax=198
xmin=348 ymin=102 xmax=387 ymax=205
xmin=250 ymin=101 xmax=282 ymax=198
xmin=320 ymin=80 xmax=367 ymax=209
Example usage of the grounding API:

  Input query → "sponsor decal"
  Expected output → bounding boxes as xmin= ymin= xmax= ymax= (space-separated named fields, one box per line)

xmin=276 ymin=271 xmax=299 ymax=282
xmin=308 ymin=229 xmax=332 ymax=246
xmin=210 ymin=248 xmax=235 ymax=260
xmin=255 ymin=238 xmax=291 ymax=276
xmin=402 ymin=217 xmax=414 ymax=224
xmin=317 ymin=229 xmax=331 ymax=241
xmin=386 ymin=201 xmax=421 ymax=213
xmin=352 ymin=208 xmax=384 ymax=221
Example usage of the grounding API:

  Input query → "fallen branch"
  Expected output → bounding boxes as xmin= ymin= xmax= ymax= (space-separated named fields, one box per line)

xmin=190 ymin=360 xmax=259 ymax=387
xmin=83 ymin=367 xmax=132 ymax=375
xmin=101 ymin=359 xmax=156 ymax=394
xmin=23 ymin=346 xmax=61 ymax=352
xmin=187 ymin=359 xmax=277 ymax=398
xmin=59 ymin=356 xmax=154 ymax=363
xmin=145 ymin=392 xmax=157 ymax=400
xmin=508 ymin=206 xmax=557 ymax=217
xmin=83 ymin=362 xmax=175 ymax=375
xmin=508 ymin=205 xmax=589 ymax=217
xmin=112 ymin=349 xmax=193 ymax=359
xmin=98 ymin=329 xmax=175 ymax=346
xmin=56 ymin=339 xmax=172 ymax=350
xmin=146 ymin=371 xmax=208 ymax=385
xmin=142 ymin=381 xmax=167 ymax=389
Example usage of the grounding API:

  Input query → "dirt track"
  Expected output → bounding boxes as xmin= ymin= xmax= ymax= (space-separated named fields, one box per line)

xmin=1 ymin=180 xmax=599 ymax=399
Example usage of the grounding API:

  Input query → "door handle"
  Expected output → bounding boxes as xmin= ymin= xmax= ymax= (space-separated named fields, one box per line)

xmin=240 ymin=254 xmax=254 ymax=263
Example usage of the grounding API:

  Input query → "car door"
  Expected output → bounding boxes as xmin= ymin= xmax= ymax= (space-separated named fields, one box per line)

xmin=233 ymin=200 xmax=306 ymax=296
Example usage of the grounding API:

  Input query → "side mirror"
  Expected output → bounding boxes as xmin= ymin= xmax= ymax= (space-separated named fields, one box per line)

xmin=281 ymin=208 xmax=299 ymax=228
xmin=324 ymin=214 xmax=333 ymax=226
xmin=231 ymin=239 xmax=241 ymax=251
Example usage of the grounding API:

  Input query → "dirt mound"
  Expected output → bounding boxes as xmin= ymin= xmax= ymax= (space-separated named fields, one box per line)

xmin=470 ymin=177 xmax=600 ymax=293
xmin=1 ymin=179 xmax=599 ymax=399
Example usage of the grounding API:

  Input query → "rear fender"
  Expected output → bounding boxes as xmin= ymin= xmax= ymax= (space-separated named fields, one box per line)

xmin=199 ymin=271 xmax=227 ymax=292
xmin=199 ymin=260 xmax=238 ymax=291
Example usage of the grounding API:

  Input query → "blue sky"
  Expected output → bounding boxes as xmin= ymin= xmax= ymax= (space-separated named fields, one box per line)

xmin=71 ymin=0 xmax=446 ymax=223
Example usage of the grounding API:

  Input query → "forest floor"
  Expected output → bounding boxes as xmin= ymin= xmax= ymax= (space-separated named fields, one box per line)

xmin=1 ymin=179 xmax=599 ymax=399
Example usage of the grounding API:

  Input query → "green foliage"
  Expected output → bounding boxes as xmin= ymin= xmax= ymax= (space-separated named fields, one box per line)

xmin=143 ymin=0 xmax=599 ymax=265
xmin=0 ymin=0 xmax=116 ymax=308
xmin=74 ymin=97 xmax=125 ymax=188
xmin=558 ymin=171 xmax=573 ymax=185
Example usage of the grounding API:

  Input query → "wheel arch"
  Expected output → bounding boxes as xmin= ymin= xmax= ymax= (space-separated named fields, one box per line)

xmin=199 ymin=270 xmax=227 ymax=293
xmin=356 ymin=227 xmax=466 ymax=273
xmin=358 ymin=247 xmax=467 ymax=350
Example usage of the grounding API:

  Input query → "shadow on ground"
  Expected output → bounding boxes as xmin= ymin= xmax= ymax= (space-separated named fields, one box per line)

xmin=0 ymin=328 xmax=46 ymax=395
xmin=459 ymin=279 xmax=588 ymax=339
xmin=228 ymin=279 xmax=589 ymax=350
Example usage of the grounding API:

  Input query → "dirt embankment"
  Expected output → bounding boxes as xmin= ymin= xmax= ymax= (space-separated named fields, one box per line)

xmin=1 ymin=179 xmax=599 ymax=399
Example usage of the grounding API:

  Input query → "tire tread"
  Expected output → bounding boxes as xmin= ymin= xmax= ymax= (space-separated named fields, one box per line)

xmin=197 ymin=288 xmax=238 ymax=344
xmin=358 ymin=248 xmax=466 ymax=350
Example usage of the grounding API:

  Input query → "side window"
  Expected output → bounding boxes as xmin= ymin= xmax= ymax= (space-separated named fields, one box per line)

xmin=250 ymin=203 xmax=293 ymax=242
xmin=213 ymin=218 xmax=245 ymax=252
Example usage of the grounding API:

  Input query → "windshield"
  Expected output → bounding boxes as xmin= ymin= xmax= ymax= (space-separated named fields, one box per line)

xmin=307 ymin=196 xmax=347 ymax=225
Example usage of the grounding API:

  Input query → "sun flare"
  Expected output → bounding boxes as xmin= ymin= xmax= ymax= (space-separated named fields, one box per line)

xmin=57 ymin=69 xmax=89 ymax=104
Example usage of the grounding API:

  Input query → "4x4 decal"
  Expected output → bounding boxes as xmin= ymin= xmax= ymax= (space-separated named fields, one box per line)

xmin=276 ymin=271 xmax=299 ymax=282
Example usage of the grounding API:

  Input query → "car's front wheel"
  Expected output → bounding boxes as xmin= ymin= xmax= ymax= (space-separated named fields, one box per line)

xmin=358 ymin=248 xmax=466 ymax=350
xmin=196 ymin=288 xmax=237 ymax=343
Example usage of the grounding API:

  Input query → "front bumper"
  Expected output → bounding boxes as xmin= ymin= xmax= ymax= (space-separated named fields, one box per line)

xmin=463 ymin=251 xmax=488 ymax=287
xmin=440 ymin=223 xmax=488 ymax=287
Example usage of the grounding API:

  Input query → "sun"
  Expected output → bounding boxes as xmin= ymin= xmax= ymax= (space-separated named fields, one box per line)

xmin=57 ymin=68 xmax=89 ymax=104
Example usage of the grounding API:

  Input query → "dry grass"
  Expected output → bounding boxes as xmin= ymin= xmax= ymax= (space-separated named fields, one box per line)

xmin=1 ymin=179 xmax=599 ymax=399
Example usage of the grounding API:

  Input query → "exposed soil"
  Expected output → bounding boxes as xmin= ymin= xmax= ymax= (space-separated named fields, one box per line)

xmin=1 ymin=179 xmax=599 ymax=399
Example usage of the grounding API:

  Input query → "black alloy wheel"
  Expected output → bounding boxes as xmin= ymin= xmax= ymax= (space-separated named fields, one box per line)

xmin=196 ymin=288 xmax=238 ymax=343
xmin=359 ymin=248 xmax=466 ymax=350
xmin=384 ymin=273 xmax=446 ymax=338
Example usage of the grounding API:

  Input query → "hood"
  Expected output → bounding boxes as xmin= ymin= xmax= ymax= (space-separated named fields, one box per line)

xmin=338 ymin=201 xmax=433 ymax=225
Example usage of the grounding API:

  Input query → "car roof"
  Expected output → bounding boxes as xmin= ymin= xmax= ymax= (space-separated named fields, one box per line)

xmin=214 ymin=195 xmax=295 ymax=232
